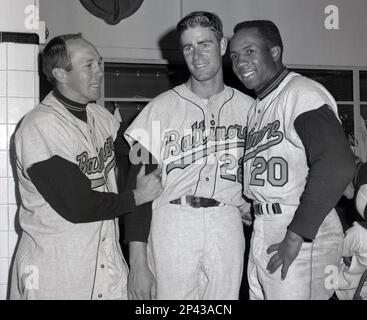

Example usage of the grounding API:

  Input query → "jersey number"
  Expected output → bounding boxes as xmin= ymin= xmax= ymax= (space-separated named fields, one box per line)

xmin=220 ymin=154 xmax=243 ymax=183
xmin=250 ymin=156 xmax=288 ymax=187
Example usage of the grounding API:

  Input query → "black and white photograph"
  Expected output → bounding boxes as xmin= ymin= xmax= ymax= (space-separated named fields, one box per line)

xmin=0 ymin=0 xmax=366 ymax=315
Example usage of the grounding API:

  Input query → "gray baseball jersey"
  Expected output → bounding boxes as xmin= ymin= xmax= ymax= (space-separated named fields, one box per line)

xmin=124 ymin=83 xmax=253 ymax=299
xmin=243 ymin=71 xmax=340 ymax=204
xmin=10 ymin=92 xmax=128 ymax=300
xmin=125 ymin=84 xmax=254 ymax=209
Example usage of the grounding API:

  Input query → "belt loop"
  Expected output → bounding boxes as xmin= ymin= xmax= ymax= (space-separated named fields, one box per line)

xmin=273 ymin=203 xmax=281 ymax=214
xmin=181 ymin=195 xmax=187 ymax=206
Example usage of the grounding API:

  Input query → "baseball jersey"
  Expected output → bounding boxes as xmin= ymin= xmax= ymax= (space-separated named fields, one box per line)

xmin=11 ymin=92 xmax=128 ymax=300
xmin=244 ymin=69 xmax=342 ymax=204
xmin=124 ymin=84 xmax=254 ymax=208
xmin=336 ymin=221 xmax=367 ymax=300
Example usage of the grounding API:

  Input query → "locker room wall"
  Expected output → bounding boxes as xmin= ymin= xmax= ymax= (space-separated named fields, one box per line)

xmin=38 ymin=0 xmax=367 ymax=67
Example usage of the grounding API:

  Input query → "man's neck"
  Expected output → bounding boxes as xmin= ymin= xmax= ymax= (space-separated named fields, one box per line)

xmin=53 ymin=87 xmax=88 ymax=111
xmin=186 ymin=77 xmax=225 ymax=100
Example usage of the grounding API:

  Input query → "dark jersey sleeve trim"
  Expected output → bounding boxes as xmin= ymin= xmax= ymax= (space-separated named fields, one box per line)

xmin=121 ymin=142 xmax=157 ymax=243
xmin=288 ymin=105 xmax=355 ymax=240
xmin=27 ymin=155 xmax=136 ymax=224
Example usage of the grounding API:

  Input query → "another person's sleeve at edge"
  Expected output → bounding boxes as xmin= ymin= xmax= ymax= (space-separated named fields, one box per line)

xmin=287 ymin=104 xmax=355 ymax=240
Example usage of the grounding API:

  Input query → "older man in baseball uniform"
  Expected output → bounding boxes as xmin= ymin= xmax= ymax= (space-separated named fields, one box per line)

xmin=124 ymin=11 xmax=254 ymax=300
xmin=10 ymin=33 xmax=163 ymax=300
xmin=230 ymin=20 xmax=355 ymax=299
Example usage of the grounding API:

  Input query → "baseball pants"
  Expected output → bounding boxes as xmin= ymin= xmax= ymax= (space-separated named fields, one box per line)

xmin=248 ymin=205 xmax=343 ymax=300
xmin=147 ymin=202 xmax=245 ymax=300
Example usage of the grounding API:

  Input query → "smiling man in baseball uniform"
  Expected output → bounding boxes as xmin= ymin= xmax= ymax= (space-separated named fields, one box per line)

xmin=10 ymin=33 xmax=163 ymax=300
xmin=230 ymin=20 xmax=355 ymax=299
xmin=124 ymin=11 xmax=254 ymax=300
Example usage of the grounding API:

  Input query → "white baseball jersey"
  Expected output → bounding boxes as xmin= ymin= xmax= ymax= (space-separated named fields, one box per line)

xmin=11 ymin=92 xmax=128 ymax=300
xmin=243 ymin=71 xmax=340 ymax=205
xmin=125 ymin=83 xmax=254 ymax=208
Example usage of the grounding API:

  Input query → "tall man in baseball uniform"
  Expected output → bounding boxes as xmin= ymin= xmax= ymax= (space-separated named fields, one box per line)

xmin=124 ymin=11 xmax=254 ymax=300
xmin=10 ymin=33 xmax=163 ymax=300
xmin=229 ymin=20 xmax=356 ymax=299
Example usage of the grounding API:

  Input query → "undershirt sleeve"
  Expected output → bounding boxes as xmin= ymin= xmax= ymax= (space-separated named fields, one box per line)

xmin=287 ymin=105 xmax=355 ymax=240
xmin=27 ymin=155 xmax=136 ymax=224
xmin=122 ymin=142 xmax=157 ymax=243
xmin=113 ymin=124 xmax=156 ymax=243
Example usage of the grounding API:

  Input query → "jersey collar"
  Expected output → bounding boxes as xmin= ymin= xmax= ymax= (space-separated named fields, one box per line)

xmin=256 ymin=66 xmax=290 ymax=100
xmin=53 ymin=87 xmax=88 ymax=112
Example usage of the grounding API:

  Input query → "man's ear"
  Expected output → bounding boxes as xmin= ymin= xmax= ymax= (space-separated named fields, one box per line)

xmin=220 ymin=37 xmax=228 ymax=56
xmin=51 ymin=68 xmax=68 ymax=84
xmin=270 ymin=45 xmax=282 ymax=62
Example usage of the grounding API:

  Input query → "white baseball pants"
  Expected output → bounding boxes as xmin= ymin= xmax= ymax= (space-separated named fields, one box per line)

xmin=248 ymin=206 xmax=343 ymax=300
xmin=148 ymin=203 xmax=245 ymax=300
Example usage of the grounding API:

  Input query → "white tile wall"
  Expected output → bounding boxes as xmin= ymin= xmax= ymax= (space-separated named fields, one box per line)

xmin=0 ymin=205 xmax=8 ymax=231
xmin=0 ymin=178 xmax=7 ymax=204
xmin=35 ymin=73 xmax=39 ymax=101
xmin=7 ymin=71 xmax=36 ymax=98
xmin=8 ymin=231 xmax=18 ymax=258
xmin=0 ymin=285 xmax=7 ymax=300
xmin=8 ymin=205 xmax=17 ymax=231
xmin=7 ymin=44 xmax=37 ymax=71
xmin=7 ymin=178 xmax=16 ymax=205
xmin=0 ymin=44 xmax=6 ymax=70
xmin=0 ymin=71 xmax=6 ymax=97
xmin=7 ymin=97 xmax=34 ymax=123
xmin=7 ymin=156 xmax=13 ymax=178
xmin=0 ymin=125 xmax=6 ymax=150
xmin=0 ymin=231 xmax=8 ymax=258
xmin=0 ymin=97 xmax=6 ymax=123
xmin=0 ymin=258 xmax=9 ymax=284
xmin=0 ymin=152 xmax=6 ymax=178
xmin=7 ymin=124 xmax=17 ymax=150
xmin=0 ymin=41 xmax=39 ymax=299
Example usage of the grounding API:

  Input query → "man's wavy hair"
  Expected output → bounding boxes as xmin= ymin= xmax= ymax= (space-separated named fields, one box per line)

xmin=176 ymin=11 xmax=223 ymax=43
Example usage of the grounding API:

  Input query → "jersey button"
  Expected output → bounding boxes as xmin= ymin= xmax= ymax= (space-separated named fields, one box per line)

xmin=205 ymin=177 xmax=209 ymax=181
xmin=257 ymin=110 xmax=261 ymax=114
xmin=98 ymin=293 xmax=103 ymax=298
xmin=100 ymin=264 xmax=105 ymax=268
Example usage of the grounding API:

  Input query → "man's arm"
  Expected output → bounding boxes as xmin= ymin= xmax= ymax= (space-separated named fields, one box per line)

xmin=267 ymin=105 xmax=355 ymax=279
xmin=27 ymin=155 xmax=162 ymax=223
xmin=121 ymin=142 xmax=158 ymax=300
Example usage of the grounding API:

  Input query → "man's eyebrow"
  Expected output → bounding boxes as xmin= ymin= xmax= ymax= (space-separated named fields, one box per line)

xmin=198 ymin=39 xmax=213 ymax=44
